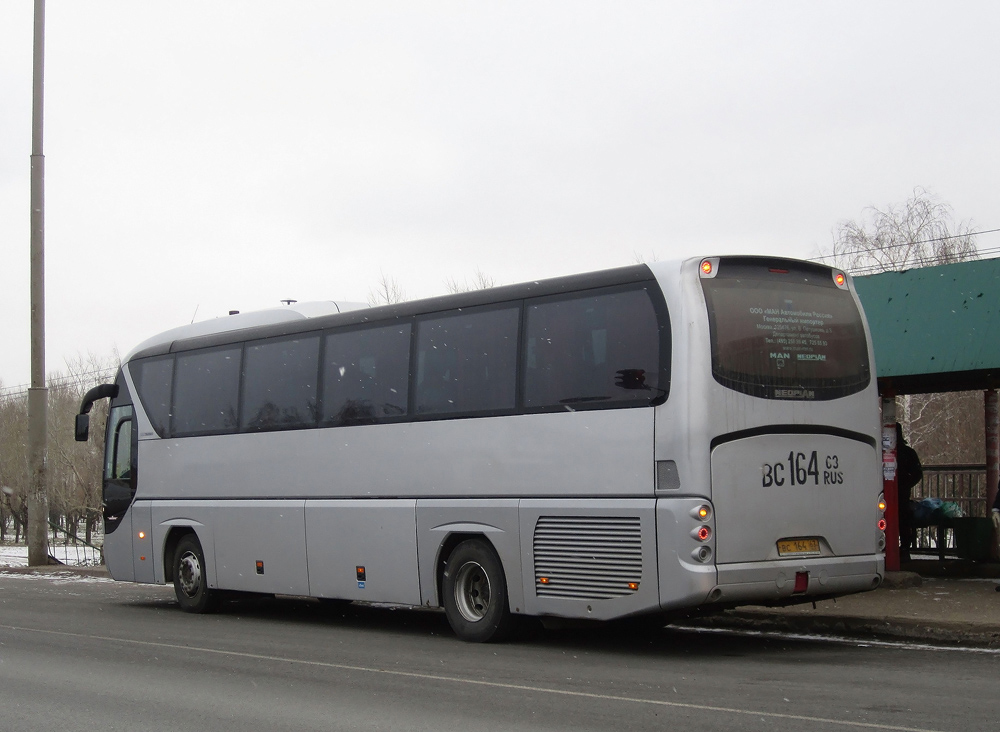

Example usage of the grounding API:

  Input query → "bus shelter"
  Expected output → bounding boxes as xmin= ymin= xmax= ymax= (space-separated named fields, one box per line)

xmin=854 ymin=257 xmax=1000 ymax=571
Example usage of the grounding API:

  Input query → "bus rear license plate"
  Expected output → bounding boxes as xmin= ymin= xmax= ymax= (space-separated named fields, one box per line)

xmin=777 ymin=538 xmax=820 ymax=556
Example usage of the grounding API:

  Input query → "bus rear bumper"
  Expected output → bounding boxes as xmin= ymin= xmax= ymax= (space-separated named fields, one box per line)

xmin=709 ymin=554 xmax=884 ymax=606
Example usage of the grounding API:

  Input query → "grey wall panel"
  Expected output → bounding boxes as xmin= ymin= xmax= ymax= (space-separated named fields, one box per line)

xmin=305 ymin=500 xmax=420 ymax=604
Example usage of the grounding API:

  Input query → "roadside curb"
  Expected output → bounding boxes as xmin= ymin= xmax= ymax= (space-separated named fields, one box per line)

xmin=880 ymin=571 xmax=923 ymax=588
xmin=681 ymin=609 xmax=1000 ymax=648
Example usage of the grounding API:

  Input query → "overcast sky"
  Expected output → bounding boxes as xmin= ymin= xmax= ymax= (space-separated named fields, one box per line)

xmin=1 ymin=2 xmax=997 ymax=390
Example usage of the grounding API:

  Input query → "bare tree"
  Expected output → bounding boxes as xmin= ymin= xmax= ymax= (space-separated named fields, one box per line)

xmin=631 ymin=251 xmax=659 ymax=265
xmin=899 ymin=391 xmax=984 ymax=466
xmin=367 ymin=271 xmax=407 ymax=306
xmin=0 ymin=352 xmax=117 ymax=550
xmin=825 ymin=187 xmax=979 ymax=275
xmin=822 ymin=189 xmax=983 ymax=466
xmin=444 ymin=268 xmax=497 ymax=294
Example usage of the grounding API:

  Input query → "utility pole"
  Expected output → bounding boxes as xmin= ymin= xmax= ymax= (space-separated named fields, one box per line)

xmin=27 ymin=0 xmax=49 ymax=566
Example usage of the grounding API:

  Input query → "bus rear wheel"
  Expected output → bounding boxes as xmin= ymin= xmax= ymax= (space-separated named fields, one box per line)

xmin=173 ymin=534 xmax=219 ymax=613
xmin=442 ymin=539 xmax=514 ymax=643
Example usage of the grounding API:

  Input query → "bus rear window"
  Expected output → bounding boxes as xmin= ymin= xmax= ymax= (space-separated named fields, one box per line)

xmin=700 ymin=259 xmax=870 ymax=400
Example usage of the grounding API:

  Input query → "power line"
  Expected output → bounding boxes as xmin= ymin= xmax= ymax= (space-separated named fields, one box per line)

xmin=0 ymin=366 xmax=117 ymax=401
xmin=811 ymin=227 xmax=1000 ymax=263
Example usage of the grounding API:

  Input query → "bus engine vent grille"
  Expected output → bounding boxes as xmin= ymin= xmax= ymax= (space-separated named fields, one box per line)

xmin=533 ymin=516 xmax=642 ymax=600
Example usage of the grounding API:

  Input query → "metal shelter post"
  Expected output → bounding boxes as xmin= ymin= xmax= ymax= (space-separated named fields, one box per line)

xmin=986 ymin=389 xmax=998 ymax=560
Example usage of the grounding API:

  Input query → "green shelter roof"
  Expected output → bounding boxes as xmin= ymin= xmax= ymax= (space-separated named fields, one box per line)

xmin=853 ymin=257 xmax=1000 ymax=395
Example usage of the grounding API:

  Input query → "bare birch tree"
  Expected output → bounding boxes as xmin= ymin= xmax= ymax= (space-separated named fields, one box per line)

xmin=444 ymin=268 xmax=497 ymax=294
xmin=367 ymin=271 xmax=407 ymax=306
xmin=826 ymin=187 xmax=978 ymax=275
xmin=821 ymin=188 xmax=983 ymax=466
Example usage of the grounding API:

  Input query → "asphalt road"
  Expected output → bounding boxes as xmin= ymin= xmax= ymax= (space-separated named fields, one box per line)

xmin=0 ymin=572 xmax=995 ymax=732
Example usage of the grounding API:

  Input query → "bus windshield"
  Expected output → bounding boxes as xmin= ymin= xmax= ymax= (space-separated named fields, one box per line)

xmin=700 ymin=259 xmax=870 ymax=400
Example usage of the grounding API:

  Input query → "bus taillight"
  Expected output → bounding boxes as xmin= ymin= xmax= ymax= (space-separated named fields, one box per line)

xmin=696 ymin=526 xmax=711 ymax=542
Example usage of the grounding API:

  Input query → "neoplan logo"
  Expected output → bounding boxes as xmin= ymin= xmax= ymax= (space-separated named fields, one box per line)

xmin=774 ymin=388 xmax=815 ymax=399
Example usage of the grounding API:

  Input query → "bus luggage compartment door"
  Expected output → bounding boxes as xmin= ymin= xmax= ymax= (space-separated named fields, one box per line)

xmin=711 ymin=433 xmax=879 ymax=565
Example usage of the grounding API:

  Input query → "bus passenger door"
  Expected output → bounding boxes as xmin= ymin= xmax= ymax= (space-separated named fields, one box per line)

xmin=103 ymin=404 xmax=138 ymax=581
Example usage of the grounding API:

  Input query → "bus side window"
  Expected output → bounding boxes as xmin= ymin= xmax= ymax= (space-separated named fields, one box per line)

xmin=413 ymin=307 xmax=518 ymax=417
xmin=524 ymin=287 xmax=661 ymax=410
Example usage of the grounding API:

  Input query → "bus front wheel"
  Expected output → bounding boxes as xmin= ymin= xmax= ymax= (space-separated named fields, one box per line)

xmin=173 ymin=534 xmax=219 ymax=613
xmin=442 ymin=539 xmax=514 ymax=643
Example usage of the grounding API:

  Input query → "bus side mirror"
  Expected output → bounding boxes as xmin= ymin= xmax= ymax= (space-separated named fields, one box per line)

xmin=75 ymin=413 xmax=90 ymax=442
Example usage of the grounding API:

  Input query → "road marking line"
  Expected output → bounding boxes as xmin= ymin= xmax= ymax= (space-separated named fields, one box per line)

xmin=0 ymin=622 xmax=943 ymax=732
xmin=670 ymin=624 xmax=1000 ymax=655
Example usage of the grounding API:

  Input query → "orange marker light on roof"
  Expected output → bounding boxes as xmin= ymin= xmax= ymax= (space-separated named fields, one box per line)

xmin=701 ymin=260 xmax=713 ymax=275
xmin=835 ymin=272 xmax=846 ymax=286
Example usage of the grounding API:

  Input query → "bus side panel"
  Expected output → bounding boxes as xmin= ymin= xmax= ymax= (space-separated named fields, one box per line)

xmin=149 ymin=504 xmax=217 ymax=586
xmin=104 ymin=509 xmax=135 ymax=582
xmin=414 ymin=500 xmax=521 ymax=611
xmin=655 ymin=499 xmax=717 ymax=611
xmin=208 ymin=500 xmax=309 ymax=595
xmin=518 ymin=500 xmax=659 ymax=621
xmin=306 ymin=500 xmax=420 ymax=604
xmin=131 ymin=501 xmax=155 ymax=584
xmin=135 ymin=409 xmax=655 ymax=501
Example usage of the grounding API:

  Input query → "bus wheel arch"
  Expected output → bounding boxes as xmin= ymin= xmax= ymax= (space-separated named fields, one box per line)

xmin=440 ymin=536 xmax=515 ymax=643
xmin=171 ymin=531 xmax=220 ymax=614
xmin=162 ymin=526 xmax=194 ymax=584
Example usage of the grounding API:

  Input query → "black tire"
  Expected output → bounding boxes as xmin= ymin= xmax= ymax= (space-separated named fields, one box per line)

xmin=442 ymin=539 xmax=515 ymax=643
xmin=173 ymin=534 xmax=220 ymax=613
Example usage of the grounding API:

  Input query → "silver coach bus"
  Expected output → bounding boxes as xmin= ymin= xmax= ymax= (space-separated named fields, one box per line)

xmin=76 ymin=256 xmax=886 ymax=642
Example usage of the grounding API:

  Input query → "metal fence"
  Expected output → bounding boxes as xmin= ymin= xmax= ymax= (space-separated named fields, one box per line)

xmin=911 ymin=464 xmax=988 ymax=555
xmin=47 ymin=520 xmax=103 ymax=566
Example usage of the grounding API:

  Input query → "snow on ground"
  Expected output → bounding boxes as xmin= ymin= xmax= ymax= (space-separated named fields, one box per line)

xmin=0 ymin=543 xmax=102 ymax=568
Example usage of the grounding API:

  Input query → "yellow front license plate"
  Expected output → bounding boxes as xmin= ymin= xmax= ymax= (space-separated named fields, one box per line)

xmin=777 ymin=538 xmax=821 ymax=556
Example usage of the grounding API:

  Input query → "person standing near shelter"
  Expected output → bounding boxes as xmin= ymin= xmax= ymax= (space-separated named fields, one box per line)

xmin=896 ymin=422 xmax=923 ymax=563
xmin=992 ymin=486 xmax=1000 ymax=592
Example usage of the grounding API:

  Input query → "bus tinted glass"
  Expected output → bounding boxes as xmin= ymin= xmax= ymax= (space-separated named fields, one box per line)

xmin=321 ymin=324 xmax=411 ymax=426
xmin=132 ymin=356 xmax=173 ymax=437
xmin=172 ymin=346 xmax=242 ymax=435
xmin=700 ymin=260 xmax=870 ymax=400
xmin=414 ymin=307 xmax=518 ymax=416
xmin=241 ymin=335 xmax=320 ymax=431
xmin=524 ymin=286 xmax=663 ymax=410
